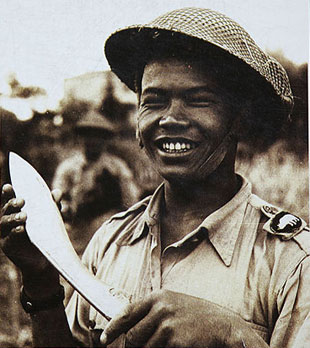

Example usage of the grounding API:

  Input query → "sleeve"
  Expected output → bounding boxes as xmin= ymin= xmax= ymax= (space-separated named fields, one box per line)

xmin=65 ymin=226 xmax=106 ymax=347
xmin=269 ymin=255 xmax=310 ymax=348
xmin=64 ymin=204 xmax=143 ymax=346
xmin=293 ymin=311 xmax=310 ymax=348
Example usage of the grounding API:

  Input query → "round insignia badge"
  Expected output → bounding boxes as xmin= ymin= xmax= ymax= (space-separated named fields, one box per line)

xmin=270 ymin=212 xmax=302 ymax=234
xmin=262 ymin=205 xmax=279 ymax=216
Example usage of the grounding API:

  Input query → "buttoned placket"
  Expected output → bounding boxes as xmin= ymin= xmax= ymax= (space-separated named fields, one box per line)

xmin=116 ymin=177 xmax=251 ymax=299
xmin=161 ymin=228 xmax=205 ymax=283
xmin=148 ymin=216 xmax=206 ymax=291
xmin=149 ymin=222 xmax=162 ymax=291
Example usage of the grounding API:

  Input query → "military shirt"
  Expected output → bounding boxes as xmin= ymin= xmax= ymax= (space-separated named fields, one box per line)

xmin=66 ymin=176 xmax=310 ymax=347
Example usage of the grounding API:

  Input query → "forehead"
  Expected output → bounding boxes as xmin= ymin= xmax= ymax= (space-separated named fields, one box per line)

xmin=141 ymin=57 xmax=223 ymax=92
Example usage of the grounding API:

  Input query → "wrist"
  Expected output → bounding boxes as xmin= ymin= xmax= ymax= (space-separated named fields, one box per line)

xmin=20 ymin=284 xmax=65 ymax=313
xmin=22 ymin=268 xmax=60 ymax=300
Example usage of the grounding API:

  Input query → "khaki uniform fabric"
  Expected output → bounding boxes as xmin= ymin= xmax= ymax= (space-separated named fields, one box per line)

xmin=66 ymin=176 xmax=310 ymax=347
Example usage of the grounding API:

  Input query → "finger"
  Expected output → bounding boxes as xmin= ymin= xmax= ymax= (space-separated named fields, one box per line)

xmin=144 ymin=328 xmax=169 ymax=348
xmin=1 ymin=224 xmax=32 ymax=261
xmin=0 ymin=212 xmax=27 ymax=238
xmin=2 ymin=197 xmax=25 ymax=215
xmin=100 ymin=298 xmax=153 ymax=346
xmin=51 ymin=189 xmax=62 ymax=205
xmin=1 ymin=184 xmax=16 ymax=207
xmin=3 ymin=225 xmax=26 ymax=242
xmin=125 ymin=296 xmax=174 ymax=348
xmin=11 ymin=224 xmax=25 ymax=234
xmin=125 ymin=313 xmax=160 ymax=348
xmin=1 ymin=224 xmax=29 ymax=253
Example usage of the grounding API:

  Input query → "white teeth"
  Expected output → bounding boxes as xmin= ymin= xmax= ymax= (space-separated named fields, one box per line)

xmin=161 ymin=141 xmax=195 ymax=153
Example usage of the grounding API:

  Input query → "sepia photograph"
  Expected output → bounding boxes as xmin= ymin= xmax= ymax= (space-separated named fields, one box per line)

xmin=0 ymin=0 xmax=309 ymax=347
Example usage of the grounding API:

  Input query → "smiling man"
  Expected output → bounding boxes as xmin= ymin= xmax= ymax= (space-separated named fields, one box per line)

xmin=1 ymin=7 xmax=310 ymax=348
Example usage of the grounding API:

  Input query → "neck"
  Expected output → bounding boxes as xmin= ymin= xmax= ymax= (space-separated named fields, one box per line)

xmin=164 ymin=169 xmax=240 ymax=219
xmin=160 ymin=149 xmax=241 ymax=249
xmin=164 ymin=142 xmax=240 ymax=218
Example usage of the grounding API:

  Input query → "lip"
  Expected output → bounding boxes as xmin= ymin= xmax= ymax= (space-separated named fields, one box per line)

xmin=155 ymin=135 xmax=198 ymax=143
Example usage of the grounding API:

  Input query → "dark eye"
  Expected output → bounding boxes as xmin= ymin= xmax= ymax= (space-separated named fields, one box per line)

xmin=140 ymin=96 xmax=166 ymax=109
xmin=185 ymin=94 xmax=214 ymax=107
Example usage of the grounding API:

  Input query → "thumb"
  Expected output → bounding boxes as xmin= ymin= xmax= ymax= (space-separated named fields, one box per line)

xmin=100 ymin=331 xmax=108 ymax=346
xmin=51 ymin=188 xmax=63 ymax=208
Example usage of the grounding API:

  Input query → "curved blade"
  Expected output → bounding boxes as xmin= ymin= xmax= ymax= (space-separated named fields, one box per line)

xmin=9 ymin=152 xmax=128 ymax=320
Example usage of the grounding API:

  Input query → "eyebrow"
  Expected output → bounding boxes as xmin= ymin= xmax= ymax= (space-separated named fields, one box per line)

xmin=141 ymin=86 xmax=218 ymax=96
xmin=141 ymin=87 xmax=166 ymax=96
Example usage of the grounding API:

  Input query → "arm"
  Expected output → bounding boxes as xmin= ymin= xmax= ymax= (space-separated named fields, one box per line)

xmin=29 ymin=296 xmax=74 ymax=347
xmin=271 ymin=255 xmax=310 ymax=348
xmin=0 ymin=184 xmax=74 ymax=347
xmin=100 ymin=289 xmax=269 ymax=348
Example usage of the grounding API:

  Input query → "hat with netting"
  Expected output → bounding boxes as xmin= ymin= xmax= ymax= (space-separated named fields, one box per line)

xmin=104 ymin=7 xmax=294 ymax=118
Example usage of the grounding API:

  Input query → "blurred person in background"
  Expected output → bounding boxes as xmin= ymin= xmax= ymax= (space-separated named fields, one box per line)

xmin=1 ymin=7 xmax=309 ymax=348
xmin=52 ymin=109 xmax=140 ymax=253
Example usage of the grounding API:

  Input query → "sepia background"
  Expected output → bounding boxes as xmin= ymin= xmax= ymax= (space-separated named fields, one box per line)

xmin=0 ymin=0 xmax=308 ymax=346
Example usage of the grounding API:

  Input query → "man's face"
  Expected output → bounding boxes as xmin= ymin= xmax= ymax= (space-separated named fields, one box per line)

xmin=138 ymin=57 xmax=238 ymax=183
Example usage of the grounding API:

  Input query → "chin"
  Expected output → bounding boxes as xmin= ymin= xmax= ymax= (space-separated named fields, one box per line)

xmin=158 ymin=169 xmax=200 ymax=184
xmin=160 ymin=164 xmax=221 ymax=185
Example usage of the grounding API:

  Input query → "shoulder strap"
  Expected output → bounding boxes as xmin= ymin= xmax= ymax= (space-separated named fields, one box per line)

xmin=249 ymin=194 xmax=308 ymax=241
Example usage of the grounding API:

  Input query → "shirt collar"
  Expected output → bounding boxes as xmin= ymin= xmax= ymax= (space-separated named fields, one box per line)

xmin=117 ymin=177 xmax=252 ymax=267
xmin=201 ymin=176 xmax=251 ymax=266
xmin=115 ymin=183 xmax=165 ymax=246
xmin=144 ymin=183 xmax=165 ymax=227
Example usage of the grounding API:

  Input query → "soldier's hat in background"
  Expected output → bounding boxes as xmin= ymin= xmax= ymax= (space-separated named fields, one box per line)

xmin=104 ymin=7 xmax=294 ymax=121
xmin=75 ymin=110 xmax=116 ymax=136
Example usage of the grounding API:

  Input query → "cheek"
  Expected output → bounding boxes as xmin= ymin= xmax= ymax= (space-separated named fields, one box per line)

xmin=137 ymin=111 xmax=160 ymax=142
xmin=198 ymin=109 xmax=232 ymax=139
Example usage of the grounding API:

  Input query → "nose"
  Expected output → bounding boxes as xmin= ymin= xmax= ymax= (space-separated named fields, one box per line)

xmin=159 ymin=100 xmax=190 ymax=129
xmin=159 ymin=115 xmax=190 ymax=129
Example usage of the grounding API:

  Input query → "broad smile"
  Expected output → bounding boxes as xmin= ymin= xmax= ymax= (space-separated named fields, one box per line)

xmin=155 ymin=137 xmax=199 ymax=154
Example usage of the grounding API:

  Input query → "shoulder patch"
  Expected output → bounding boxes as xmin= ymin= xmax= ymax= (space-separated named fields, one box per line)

xmin=261 ymin=205 xmax=308 ymax=241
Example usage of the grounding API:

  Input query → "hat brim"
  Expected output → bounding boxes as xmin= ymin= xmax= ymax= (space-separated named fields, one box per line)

xmin=104 ymin=26 xmax=243 ymax=92
xmin=105 ymin=25 xmax=293 ymax=117
xmin=105 ymin=27 xmax=156 ymax=92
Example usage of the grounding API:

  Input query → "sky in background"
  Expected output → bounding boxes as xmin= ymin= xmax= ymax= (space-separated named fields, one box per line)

xmin=0 ymin=0 xmax=308 ymax=113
